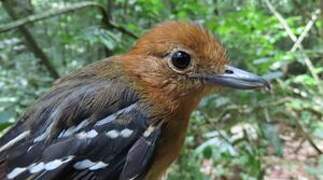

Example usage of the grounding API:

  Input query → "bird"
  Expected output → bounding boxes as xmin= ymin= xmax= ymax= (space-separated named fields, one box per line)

xmin=0 ymin=21 xmax=270 ymax=180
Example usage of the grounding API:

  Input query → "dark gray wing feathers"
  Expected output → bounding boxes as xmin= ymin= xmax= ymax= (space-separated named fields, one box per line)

xmin=0 ymin=77 xmax=162 ymax=180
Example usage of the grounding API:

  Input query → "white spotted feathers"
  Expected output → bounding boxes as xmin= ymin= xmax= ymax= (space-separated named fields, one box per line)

xmin=73 ymin=159 xmax=108 ymax=170
xmin=0 ymin=131 xmax=30 ymax=153
xmin=106 ymin=128 xmax=134 ymax=139
xmin=76 ymin=129 xmax=98 ymax=139
xmin=7 ymin=156 xmax=110 ymax=179
xmin=7 ymin=156 xmax=74 ymax=179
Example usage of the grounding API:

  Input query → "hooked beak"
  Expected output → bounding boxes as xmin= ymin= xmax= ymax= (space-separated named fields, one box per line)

xmin=201 ymin=65 xmax=271 ymax=90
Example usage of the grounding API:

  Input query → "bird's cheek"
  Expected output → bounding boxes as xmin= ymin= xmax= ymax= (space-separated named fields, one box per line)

xmin=182 ymin=81 xmax=209 ymax=97
xmin=199 ymin=85 xmax=216 ymax=96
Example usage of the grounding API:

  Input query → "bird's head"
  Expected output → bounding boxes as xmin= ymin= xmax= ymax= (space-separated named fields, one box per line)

xmin=123 ymin=21 xmax=270 ymax=112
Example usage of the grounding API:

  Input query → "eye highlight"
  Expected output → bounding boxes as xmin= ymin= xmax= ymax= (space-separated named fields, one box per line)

xmin=168 ymin=51 xmax=192 ymax=72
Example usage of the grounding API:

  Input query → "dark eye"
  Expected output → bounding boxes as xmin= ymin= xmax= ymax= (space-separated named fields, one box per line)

xmin=170 ymin=51 xmax=191 ymax=70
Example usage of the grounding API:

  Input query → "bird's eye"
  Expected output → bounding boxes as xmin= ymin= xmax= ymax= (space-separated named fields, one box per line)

xmin=169 ymin=51 xmax=191 ymax=72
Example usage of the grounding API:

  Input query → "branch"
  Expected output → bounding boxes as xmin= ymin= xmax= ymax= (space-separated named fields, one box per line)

xmin=2 ymin=0 xmax=60 ymax=79
xmin=0 ymin=1 xmax=138 ymax=39
xmin=293 ymin=113 xmax=323 ymax=154
xmin=0 ymin=2 xmax=97 ymax=32
xmin=264 ymin=0 xmax=322 ymax=93
xmin=290 ymin=9 xmax=321 ymax=51
xmin=106 ymin=21 xmax=138 ymax=39
xmin=276 ymin=108 xmax=323 ymax=155
xmin=264 ymin=0 xmax=297 ymax=41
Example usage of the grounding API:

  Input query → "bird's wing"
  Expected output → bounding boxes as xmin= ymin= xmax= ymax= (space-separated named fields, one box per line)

xmin=0 ymin=73 xmax=162 ymax=180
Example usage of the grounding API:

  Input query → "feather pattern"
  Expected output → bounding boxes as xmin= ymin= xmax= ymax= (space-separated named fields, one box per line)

xmin=120 ymin=123 xmax=162 ymax=180
xmin=0 ymin=58 xmax=164 ymax=180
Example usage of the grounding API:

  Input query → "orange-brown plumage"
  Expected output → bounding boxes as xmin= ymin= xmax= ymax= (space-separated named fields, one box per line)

xmin=0 ymin=21 xmax=269 ymax=180
xmin=124 ymin=21 xmax=228 ymax=112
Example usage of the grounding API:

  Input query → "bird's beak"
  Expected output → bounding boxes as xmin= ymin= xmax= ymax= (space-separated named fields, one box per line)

xmin=202 ymin=65 xmax=271 ymax=90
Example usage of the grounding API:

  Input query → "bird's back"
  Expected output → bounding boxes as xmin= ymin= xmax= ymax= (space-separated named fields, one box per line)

xmin=0 ymin=57 xmax=163 ymax=180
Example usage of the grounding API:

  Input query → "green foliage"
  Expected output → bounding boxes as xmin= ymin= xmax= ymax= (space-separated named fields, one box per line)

xmin=0 ymin=0 xmax=322 ymax=179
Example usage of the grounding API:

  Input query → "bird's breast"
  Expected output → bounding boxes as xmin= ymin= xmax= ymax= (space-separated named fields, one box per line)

xmin=144 ymin=95 xmax=202 ymax=180
xmin=144 ymin=116 xmax=190 ymax=180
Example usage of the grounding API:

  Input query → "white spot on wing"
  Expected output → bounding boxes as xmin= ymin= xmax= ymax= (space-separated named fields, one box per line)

xmin=105 ymin=129 xmax=134 ymax=139
xmin=95 ymin=114 xmax=116 ymax=126
xmin=73 ymin=159 xmax=108 ymax=170
xmin=17 ymin=156 xmax=75 ymax=175
xmin=27 ymin=145 xmax=34 ymax=152
xmin=86 ymin=129 xmax=98 ymax=138
xmin=143 ymin=126 xmax=155 ymax=137
xmin=76 ymin=129 xmax=98 ymax=139
xmin=7 ymin=167 xmax=27 ymax=179
xmin=95 ymin=103 xmax=137 ymax=126
xmin=8 ymin=156 xmax=75 ymax=179
xmin=44 ymin=159 xmax=63 ymax=171
xmin=120 ymin=128 xmax=133 ymax=138
xmin=106 ymin=130 xmax=119 ymax=138
xmin=74 ymin=120 xmax=90 ymax=132
xmin=73 ymin=159 xmax=95 ymax=170
xmin=124 ymin=104 xmax=136 ymax=113
xmin=29 ymin=162 xmax=45 ymax=173
xmin=43 ymin=156 xmax=74 ymax=171
xmin=44 ymin=156 xmax=74 ymax=171
xmin=58 ymin=119 xmax=90 ymax=138
xmin=34 ymin=122 xmax=55 ymax=142
xmin=61 ymin=155 xmax=74 ymax=163
xmin=89 ymin=161 xmax=108 ymax=170
xmin=0 ymin=131 xmax=30 ymax=153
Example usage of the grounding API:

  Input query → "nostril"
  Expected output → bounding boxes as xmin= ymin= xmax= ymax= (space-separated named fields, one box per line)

xmin=225 ymin=69 xmax=234 ymax=74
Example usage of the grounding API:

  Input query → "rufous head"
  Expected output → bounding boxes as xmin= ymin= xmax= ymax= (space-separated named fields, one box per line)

xmin=123 ymin=21 xmax=270 ymax=111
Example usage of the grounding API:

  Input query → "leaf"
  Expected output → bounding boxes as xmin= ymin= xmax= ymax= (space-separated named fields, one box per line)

xmin=202 ymin=146 xmax=213 ymax=159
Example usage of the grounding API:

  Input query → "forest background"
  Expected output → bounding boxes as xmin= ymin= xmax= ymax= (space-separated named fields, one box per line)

xmin=0 ymin=0 xmax=322 ymax=179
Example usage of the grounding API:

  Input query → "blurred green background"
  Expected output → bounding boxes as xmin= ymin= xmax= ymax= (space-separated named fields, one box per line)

xmin=0 ymin=0 xmax=322 ymax=179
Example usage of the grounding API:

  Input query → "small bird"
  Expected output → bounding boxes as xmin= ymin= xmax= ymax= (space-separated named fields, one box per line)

xmin=0 ymin=21 xmax=269 ymax=180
